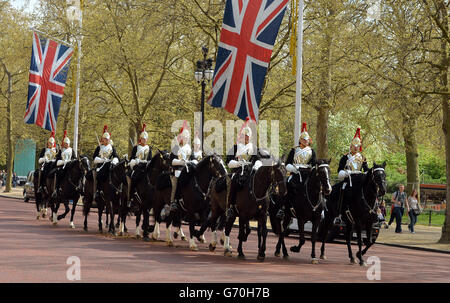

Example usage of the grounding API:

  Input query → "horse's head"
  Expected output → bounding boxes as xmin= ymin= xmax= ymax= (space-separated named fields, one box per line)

xmin=369 ymin=161 xmax=387 ymax=197
xmin=111 ymin=160 xmax=128 ymax=183
xmin=313 ymin=159 xmax=332 ymax=195
xmin=272 ymin=159 xmax=287 ymax=197
xmin=78 ymin=156 xmax=90 ymax=175
xmin=206 ymin=153 xmax=227 ymax=179
xmin=150 ymin=149 xmax=171 ymax=172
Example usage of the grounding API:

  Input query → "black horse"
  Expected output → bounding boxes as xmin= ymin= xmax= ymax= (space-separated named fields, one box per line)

xmin=118 ymin=150 xmax=171 ymax=240
xmin=287 ymin=159 xmax=332 ymax=263
xmin=268 ymin=188 xmax=292 ymax=259
xmin=223 ymin=157 xmax=287 ymax=261
xmin=33 ymin=164 xmax=54 ymax=220
xmin=174 ymin=154 xmax=227 ymax=250
xmin=319 ymin=162 xmax=386 ymax=266
xmin=49 ymin=157 xmax=90 ymax=228
xmin=82 ymin=160 xmax=128 ymax=235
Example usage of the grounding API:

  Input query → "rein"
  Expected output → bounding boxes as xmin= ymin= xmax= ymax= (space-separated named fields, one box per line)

xmin=304 ymin=164 xmax=330 ymax=212
xmin=362 ymin=167 xmax=385 ymax=215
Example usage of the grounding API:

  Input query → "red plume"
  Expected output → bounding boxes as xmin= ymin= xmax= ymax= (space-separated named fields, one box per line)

xmin=142 ymin=123 xmax=146 ymax=132
xmin=62 ymin=130 xmax=67 ymax=145
xmin=50 ymin=131 xmax=55 ymax=147
xmin=103 ymin=125 xmax=108 ymax=134
xmin=301 ymin=122 xmax=307 ymax=132
xmin=353 ymin=127 xmax=362 ymax=151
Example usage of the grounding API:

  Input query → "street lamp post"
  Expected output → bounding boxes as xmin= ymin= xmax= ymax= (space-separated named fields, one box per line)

xmin=194 ymin=46 xmax=214 ymax=151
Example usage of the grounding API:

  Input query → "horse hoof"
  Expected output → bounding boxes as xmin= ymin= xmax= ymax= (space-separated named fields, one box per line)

xmin=283 ymin=254 xmax=289 ymax=259
xmin=136 ymin=234 xmax=142 ymax=240
xmin=320 ymin=255 xmax=327 ymax=260
xmin=167 ymin=241 xmax=174 ymax=247
xmin=238 ymin=254 xmax=246 ymax=260
xmin=224 ymin=249 xmax=233 ymax=257
xmin=360 ymin=261 xmax=367 ymax=267
xmin=173 ymin=232 xmax=178 ymax=239
xmin=274 ymin=252 xmax=280 ymax=257
xmin=36 ymin=216 xmax=40 ymax=220
xmin=290 ymin=246 xmax=300 ymax=253
xmin=69 ymin=223 xmax=75 ymax=229
xmin=350 ymin=258 xmax=358 ymax=265
xmin=311 ymin=258 xmax=319 ymax=264
xmin=143 ymin=236 xmax=151 ymax=242
xmin=189 ymin=245 xmax=198 ymax=251
xmin=181 ymin=236 xmax=187 ymax=242
xmin=257 ymin=255 xmax=265 ymax=262
xmin=83 ymin=227 xmax=88 ymax=232
xmin=208 ymin=243 xmax=216 ymax=252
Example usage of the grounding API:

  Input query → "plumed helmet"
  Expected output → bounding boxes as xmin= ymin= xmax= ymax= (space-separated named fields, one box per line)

xmin=193 ymin=136 xmax=201 ymax=146
xmin=102 ymin=125 xmax=111 ymax=140
xmin=239 ymin=117 xmax=253 ymax=139
xmin=48 ymin=132 xmax=56 ymax=147
xmin=62 ymin=130 xmax=70 ymax=145
xmin=179 ymin=120 xmax=190 ymax=140
xmin=351 ymin=127 xmax=362 ymax=151
xmin=299 ymin=122 xmax=310 ymax=142
xmin=140 ymin=123 xmax=149 ymax=141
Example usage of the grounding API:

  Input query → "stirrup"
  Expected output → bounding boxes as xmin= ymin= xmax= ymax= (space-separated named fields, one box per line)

xmin=169 ymin=201 xmax=178 ymax=212
xmin=276 ymin=209 xmax=285 ymax=220
xmin=225 ymin=206 xmax=235 ymax=221
xmin=333 ymin=215 xmax=342 ymax=226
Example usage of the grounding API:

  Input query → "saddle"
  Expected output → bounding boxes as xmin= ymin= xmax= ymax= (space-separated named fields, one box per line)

xmin=177 ymin=162 xmax=197 ymax=190
xmin=234 ymin=164 xmax=253 ymax=190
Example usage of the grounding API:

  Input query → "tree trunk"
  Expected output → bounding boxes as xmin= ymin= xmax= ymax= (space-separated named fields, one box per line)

xmin=315 ymin=4 xmax=333 ymax=159
xmin=438 ymin=0 xmax=450 ymax=243
xmin=4 ymin=72 xmax=13 ymax=193
xmin=316 ymin=106 xmax=329 ymax=159
xmin=403 ymin=117 xmax=420 ymax=197
xmin=127 ymin=122 xmax=137 ymax=158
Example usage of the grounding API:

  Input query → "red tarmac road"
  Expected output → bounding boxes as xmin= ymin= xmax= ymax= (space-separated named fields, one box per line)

xmin=0 ymin=196 xmax=449 ymax=283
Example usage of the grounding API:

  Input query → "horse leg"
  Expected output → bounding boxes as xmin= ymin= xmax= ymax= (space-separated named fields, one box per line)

xmin=345 ymin=222 xmax=357 ymax=264
xmin=108 ymin=201 xmax=117 ymax=236
xmin=51 ymin=199 xmax=60 ymax=225
xmin=361 ymin=224 xmax=375 ymax=257
xmin=97 ymin=202 xmax=104 ymax=233
xmin=237 ymin=219 xmax=246 ymax=260
xmin=136 ymin=209 xmax=143 ymax=239
xmin=319 ymin=215 xmax=332 ymax=260
xmin=281 ymin=218 xmax=290 ymax=258
xmin=257 ymin=218 xmax=267 ymax=262
xmin=355 ymin=223 xmax=366 ymax=266
xmin=223 ymin=212 xmax=235 ymax=257
xmin=68 ymin=197 xmax=78 ymax=229
xmin=188 ymin=222 xmax=198 ymax=251
xmin=310 ymin=217 xmax=320 ymax=264
xmin=165 ymin=223 xmax=174 ymax=247
xmin=290 ymin=219 xmax=305 ymax=253
xmin=57 ymin=198 xmax=71 ymax=221
xmin=83 ymin=197 xmax=91 ymax=232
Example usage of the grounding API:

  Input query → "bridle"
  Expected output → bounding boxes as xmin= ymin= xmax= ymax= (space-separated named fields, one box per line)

xmin=304 ymin=163 xmax=330 ymax=212
xmin=363 ymin=167 xmax=386 ymax=214
xmin=251 ymin=163 xmax=285 ymax=203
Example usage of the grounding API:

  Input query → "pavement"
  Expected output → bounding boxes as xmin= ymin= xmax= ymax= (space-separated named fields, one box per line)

xmin=2 ymin=186 xmax=449 ymax=254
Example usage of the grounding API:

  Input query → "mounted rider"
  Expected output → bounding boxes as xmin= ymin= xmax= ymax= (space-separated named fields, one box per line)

xmin=92 ymin=125 xmax=119 ymax=201
xmin=334 ymin=127 xmax=369 ymax=225
xmin=169 ymin=120 xmax=192 ymax=213
xmin=192 ymin=132 xmax=203 ymax=164
xmin=127 ymin=123 xmax=152 ymax=206
xmin=225 ymin=118 xmax=261 ymax=222
xmin=52 ymin=130 xmax=76 ymax=198
xmin=36 ymin=132 xmax=58 ymax=194
xmin=282 ymin=122 xmax=317 ymax=219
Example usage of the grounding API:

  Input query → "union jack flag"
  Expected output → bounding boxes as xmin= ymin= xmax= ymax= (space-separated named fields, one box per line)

xmin=24 ymin=32 xmax=74 ymax=132
xmin=207 ymin=0 xmax=289 ymax=121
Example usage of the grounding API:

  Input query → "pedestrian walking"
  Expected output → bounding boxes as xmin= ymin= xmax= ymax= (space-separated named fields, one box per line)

xmin=407 ymin=189 xmax=421 ymax=234
xmin=388 ymin=184 xmax=407 ymax=233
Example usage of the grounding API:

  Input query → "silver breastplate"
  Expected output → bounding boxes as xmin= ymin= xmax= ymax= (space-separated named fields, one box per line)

xmin=61 ymin=147 xmax=73 ymax=161
xmin=136 ymin=145 xmax=149 ymax=160
xmin=45 ymin=148 xmax=57 ymax=161
xmin=99 ymin=144 xmax=113 ymax=159
xmin=178 ymin=144 xmax=192 ymax=161
xmin=346 ymin=153 xmax=364 ymax=172
xmin=237 ymin=143 xmax=254 ymax=162
xmin=293 ymin=146 xmax=312 ymax=165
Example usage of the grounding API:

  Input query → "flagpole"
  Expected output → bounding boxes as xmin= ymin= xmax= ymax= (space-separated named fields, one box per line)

xmin=73 ymin=7 xmax=82 ymax=157
xmin=29 ymin=27 xmax=75 ymax=48
xmin=294 ymin=0 xmax=304 ymax=147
